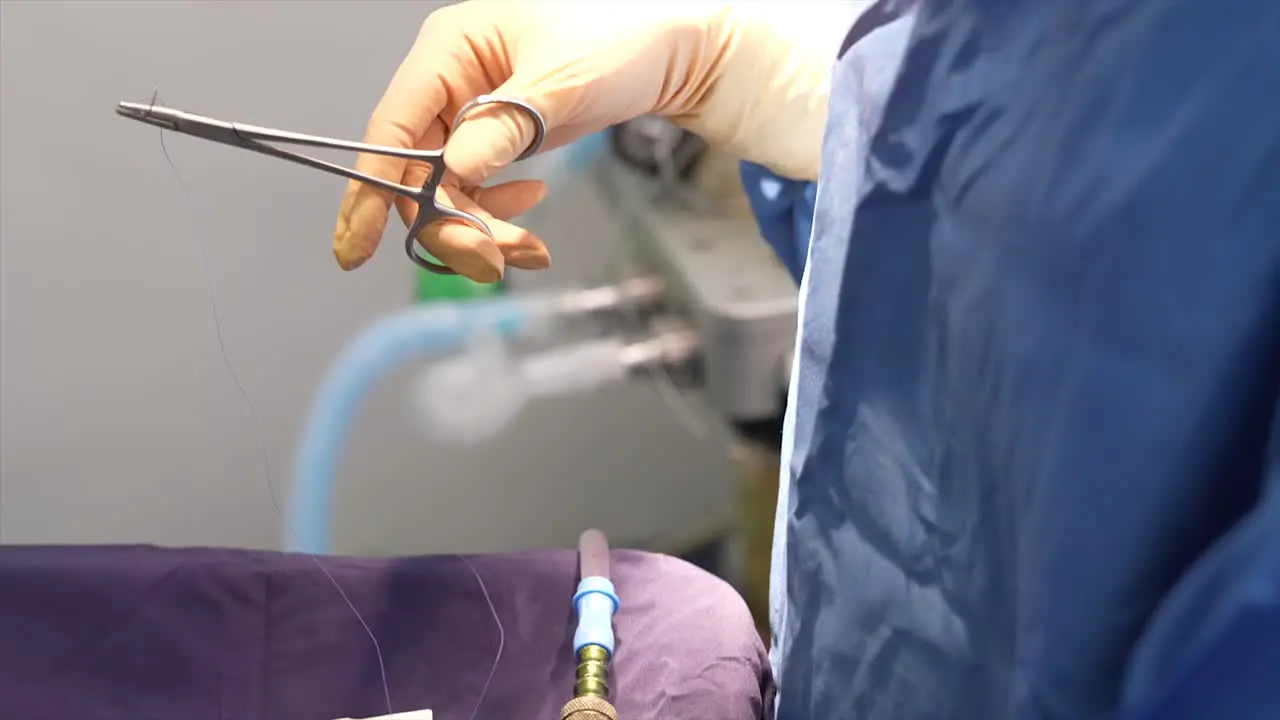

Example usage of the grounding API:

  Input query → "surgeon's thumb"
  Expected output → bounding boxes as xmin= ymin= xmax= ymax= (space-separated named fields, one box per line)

xmin=444 ymin=80 xmax=557 ymax=185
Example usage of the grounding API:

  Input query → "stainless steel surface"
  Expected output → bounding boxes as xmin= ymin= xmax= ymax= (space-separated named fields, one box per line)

xmin=620 ymin=321 xmax=700 ymax=377
xmin=553 ymin=276 xmax=668 ymax=317
xmin=599 ymin=163 xmax=798 ymax=422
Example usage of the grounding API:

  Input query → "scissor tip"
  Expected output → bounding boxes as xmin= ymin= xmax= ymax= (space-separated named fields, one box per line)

xmin=115 ymin=101 xmax=147 ymax=118
xmin=116 ymin=100 xmax=179 ymax=130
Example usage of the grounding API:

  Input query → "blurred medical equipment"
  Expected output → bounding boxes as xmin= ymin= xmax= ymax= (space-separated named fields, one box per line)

xmin=413 ymin=318 xmax=699 ymax=446
xmin=286 ymin=276 xmax=677 ymax=553
xmin=273 ymin=124 xmax=797 ymax=648
xmin=602 ymin=118 xmax=798 ymax=424
xmin=610 ymin=116 xmax=709 ymax=185
xmin=421 ymin=117 xmax=797 ymax=434
xmin=279 ymin=116 xmax=796 ymax=586
xmin=115 ymin=96 xmax=545 ymax=275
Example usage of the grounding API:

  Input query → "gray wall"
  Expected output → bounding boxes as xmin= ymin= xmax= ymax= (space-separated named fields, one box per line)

xmin=0 ymin=0 xmax=736 ymax=554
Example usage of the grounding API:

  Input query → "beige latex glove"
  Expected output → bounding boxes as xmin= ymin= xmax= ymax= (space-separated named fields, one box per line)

xmin=333 ymin=0 xmax=831 ymax=282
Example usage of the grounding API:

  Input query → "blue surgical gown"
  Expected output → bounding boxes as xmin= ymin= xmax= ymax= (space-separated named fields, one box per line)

xmin=741 ymin=1 xmax=1280 ymax=718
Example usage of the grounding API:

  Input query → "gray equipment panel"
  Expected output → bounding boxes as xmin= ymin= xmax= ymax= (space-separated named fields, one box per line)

xmin=597 ymin=163 xmax=797 ymax=422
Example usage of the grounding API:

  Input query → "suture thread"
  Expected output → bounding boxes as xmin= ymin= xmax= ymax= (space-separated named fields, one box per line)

xmin=146 ymin=89 xmax=508 ymax=718
xmin=146 ymin=88 xmax=393 ymax=716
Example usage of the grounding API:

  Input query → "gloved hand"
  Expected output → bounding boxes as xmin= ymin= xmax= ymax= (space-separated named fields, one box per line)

xmin=333 ymin=0 xmax=831 ymax=282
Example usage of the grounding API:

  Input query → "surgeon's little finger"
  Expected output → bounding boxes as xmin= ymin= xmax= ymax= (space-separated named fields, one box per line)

xmin=437 ymin=185 xmax=551 ymax=271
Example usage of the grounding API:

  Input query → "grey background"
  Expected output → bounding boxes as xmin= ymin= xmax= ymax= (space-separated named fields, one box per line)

xmin=0 ymin=0 xmax=738 ymax=554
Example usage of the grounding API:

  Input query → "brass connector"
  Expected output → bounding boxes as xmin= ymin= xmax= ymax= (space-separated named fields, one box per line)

xmin=560 ymin=644 xmax=618 ymax=720
xmin=574 ymin=644 xmax=611 ymax=698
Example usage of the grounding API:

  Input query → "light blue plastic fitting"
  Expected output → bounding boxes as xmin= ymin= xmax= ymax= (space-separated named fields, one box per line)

xmin=572 ymin=575 xmax=620 ymax=656
xmin=285 ymin=296 xmax=552 ymax=554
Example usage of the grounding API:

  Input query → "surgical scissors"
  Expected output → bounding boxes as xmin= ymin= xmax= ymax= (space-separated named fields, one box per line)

xmin=115 ymin=95 xmax=547 ymax=275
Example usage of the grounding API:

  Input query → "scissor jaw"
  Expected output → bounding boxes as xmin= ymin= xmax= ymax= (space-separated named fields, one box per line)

xmin=115 ymin=101 xmax=180 ymax=131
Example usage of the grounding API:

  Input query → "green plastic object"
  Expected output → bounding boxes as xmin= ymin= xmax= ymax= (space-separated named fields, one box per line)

xmin=414 ymin=267 xmax=502 ymax=302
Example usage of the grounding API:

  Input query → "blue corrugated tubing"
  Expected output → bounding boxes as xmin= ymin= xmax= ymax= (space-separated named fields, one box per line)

xmin=285 ymin=296 xmax=552 ymax=553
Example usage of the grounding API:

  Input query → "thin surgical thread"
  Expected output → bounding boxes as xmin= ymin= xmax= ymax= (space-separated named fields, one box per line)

xmin=145 ymin=89 xmax=394 ymax=715
xmin=457 ymin=554 xmax=506 ymax=720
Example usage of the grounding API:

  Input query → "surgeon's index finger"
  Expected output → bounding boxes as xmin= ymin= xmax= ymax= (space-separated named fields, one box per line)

xmin=333 ymin=37 xmax=453 ymax=271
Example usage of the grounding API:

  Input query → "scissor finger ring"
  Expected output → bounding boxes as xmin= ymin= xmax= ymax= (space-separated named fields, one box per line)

xmin=406 ymin=95 xmax=548 ymax=276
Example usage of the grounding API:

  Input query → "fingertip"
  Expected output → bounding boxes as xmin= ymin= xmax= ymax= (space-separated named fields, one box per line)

xmin=333 ymin=243 xmax=367 ymax=271
xmin=519 ymin=179 xmax=549 ymax=210
xmin=332 ymin=203 xmax=362 ymax=271
xmin=455 ymin=255 xmax=505 ymax=283
xmin=471 ymin=265 xmax=505 ymax=284
xmin=507 ymin=249 xmax=551 ymax=271
xmin=332 ymin=221 xmax=372 ymax=271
